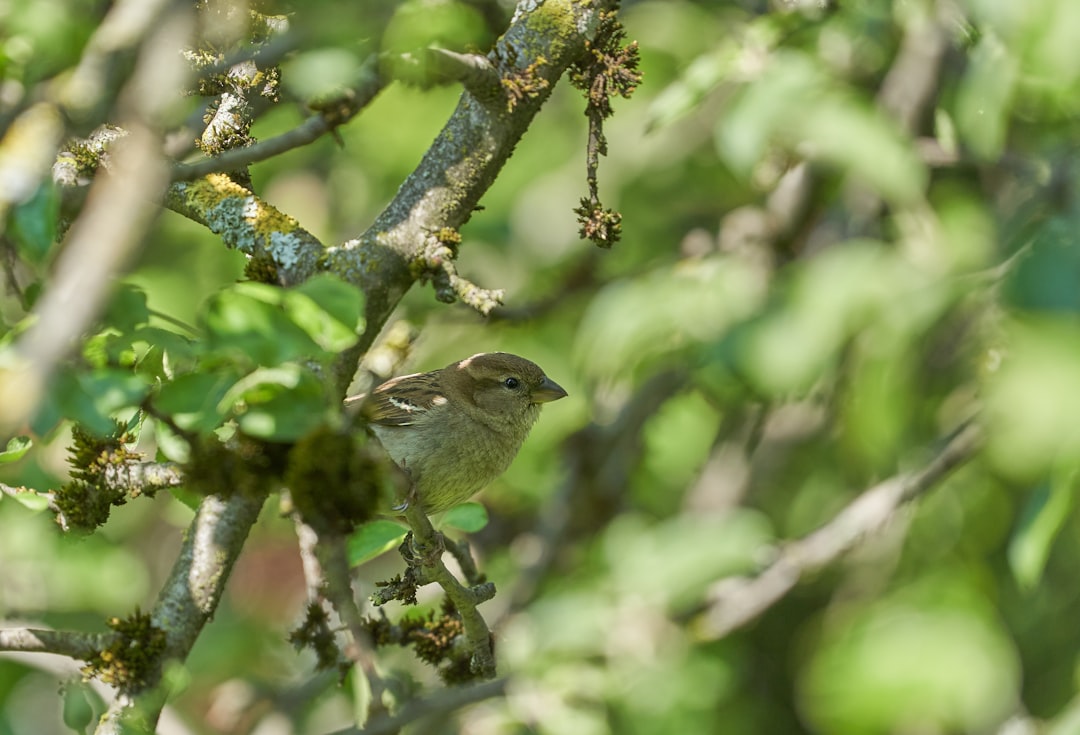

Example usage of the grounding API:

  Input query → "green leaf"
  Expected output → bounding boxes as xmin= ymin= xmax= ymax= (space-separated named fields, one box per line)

xmin=440 ymin=502 xmax=489 ymax=532
xmin=153 ymin=370 xmax=239 ymax=433
xmin=201 ymin=284 xmax=324 ymax=366
xmin=46 ymin=369 xmax=149 ymax=436
xmin=1008 ymin=469 xmax=1076 ymax=590
xmin=955 ymin=33 xmax=1018 ymax=161
xmin=153 ymin=419 xmax=191 ymax=463
xmin=127 ymin=326 xmax=199 ymax=381
xmin=61 ymin=681 xmax=95 ymax=734
xmin=347 ymin=520 xmax=408 ymax=566
xmin=104 ymin=284 xmax=151 ymax=333
xmin=10 ymin=181 xmax=59 ymax=265
xmin=0 ymin=436 xmax=32 ymax=464
xmin=646 ymin=49 xmax=732 ymax=131
xmin=285 ymin=274 xmax=365 ymax=352
xmin=1 ymin=487 xmax=52 ymax=512
xmin=716 ymin=53 xmax=924 ymax=205
xmin=1003 ymin=217 xmax=1080 ymax=314
xmin=168 ymin=486 xmax=203 ymax=512
xmin=220 ymin=365 xmax=329 ymax=441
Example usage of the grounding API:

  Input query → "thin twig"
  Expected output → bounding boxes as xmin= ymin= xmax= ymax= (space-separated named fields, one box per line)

xmin=172 ymin=57 xmax=384 ymax=181
xmin=693 ymin=420 xmax=983 ymax=639
xmin=392 ymin=48 xmax=501 ymax=96
xmin=0 ymin=628 xmax=113 ymax=660
xmin=325 ymin=677 xmax=508 ymax=735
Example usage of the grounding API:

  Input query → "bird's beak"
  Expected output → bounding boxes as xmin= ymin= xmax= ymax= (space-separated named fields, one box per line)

xmin=532 ymin=376 xmax=568 ymax=404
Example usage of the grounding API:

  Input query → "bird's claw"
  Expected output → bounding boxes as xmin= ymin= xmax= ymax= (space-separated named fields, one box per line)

xmin=400 ymin=530 xmax=446 ymax=568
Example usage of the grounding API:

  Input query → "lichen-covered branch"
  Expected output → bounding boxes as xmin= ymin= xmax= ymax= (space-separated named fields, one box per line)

xmin=419 ymin=232 xmax=505 ymax=316
xmin=173 ymin=56 xmax=385 ymax=181
xmin=0 ymin=628 xmax=113 ymax=660
xmin=164 ymin=173 xmax=325 ymax=287
xmin=325 ymin=0 xmax=620 ymax=395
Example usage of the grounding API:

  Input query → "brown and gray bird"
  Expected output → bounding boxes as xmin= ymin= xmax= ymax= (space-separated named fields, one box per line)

xmin=346 ymin=352 xmax=567 ymax=513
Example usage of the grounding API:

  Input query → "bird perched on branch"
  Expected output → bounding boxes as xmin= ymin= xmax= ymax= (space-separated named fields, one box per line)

xmin=346 ymin=352 xmax=567 ymax=513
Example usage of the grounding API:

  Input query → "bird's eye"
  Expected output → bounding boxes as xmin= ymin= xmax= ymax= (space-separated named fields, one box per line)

xmin=503 ymin=377 xmax=520 ymax=390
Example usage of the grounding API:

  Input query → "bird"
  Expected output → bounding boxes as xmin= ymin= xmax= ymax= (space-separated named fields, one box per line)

xmin=345 ymin=352 xmax=567 ymax=513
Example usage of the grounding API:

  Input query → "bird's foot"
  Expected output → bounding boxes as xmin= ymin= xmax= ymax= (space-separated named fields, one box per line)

xmin=400 ymin=530 xmax=446 ymax=568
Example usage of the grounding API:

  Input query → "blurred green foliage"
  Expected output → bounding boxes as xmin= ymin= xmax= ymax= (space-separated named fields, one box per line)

xmin=4 ymin=0 xmax=1080 ymax=733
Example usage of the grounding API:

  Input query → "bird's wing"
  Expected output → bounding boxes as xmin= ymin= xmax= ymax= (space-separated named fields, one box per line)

xmin=347 ymin=371 xmax=447 ymax=427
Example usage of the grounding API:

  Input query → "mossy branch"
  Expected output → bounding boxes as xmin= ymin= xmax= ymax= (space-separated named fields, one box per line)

xmin=397 ymin=504 xmax=497 ymax=680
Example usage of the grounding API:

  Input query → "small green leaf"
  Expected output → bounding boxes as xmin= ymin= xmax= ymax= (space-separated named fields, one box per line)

xmin=104 ymin=284 xmax=151 ymax=333
xmin=440 ymin=502 xmax=489 ymax=532
xmin=154 ymin=370 xmax=239 ymax=434
xmin=285 ymin=274 xmax=364 ymax=352
xmin=1008 ymin=468 xmax=1076 ymax=590
xmin=2 ymin=487 xmax=52 ymax=512
xmin=221 ymin=365 xmax=329 ymax=441
xmin=153 ymin=419 xmax=190 ymax=463
xmin=46 ymin=369 xmax=149 ymax=436
xmin=168 ymin=486 xmax=203 ymax=512
xmin=347 ymin=520 xmax=408 ymax=566
xmin=201 ymin=285 xmax=323 ymax=366
xmin=129 ymin=327 xmax=199 ymax=378
xmin=62 ymin=681 xmax=95 ymax=734
xmin=11 ymin=181 xmax=59 ymax=265
xmin=0 ymin=436 xmax=32 ymax=464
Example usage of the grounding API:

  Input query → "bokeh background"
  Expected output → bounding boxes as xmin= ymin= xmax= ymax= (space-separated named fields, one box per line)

xmin=4 ymin=0 xmax=1080 ymax=733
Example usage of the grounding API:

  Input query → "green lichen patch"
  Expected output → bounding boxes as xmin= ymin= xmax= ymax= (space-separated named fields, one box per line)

xmin=54 ymin=422 xmax=139 ymax=533
xmin=82 ymin=609 xmax=167 ymax=693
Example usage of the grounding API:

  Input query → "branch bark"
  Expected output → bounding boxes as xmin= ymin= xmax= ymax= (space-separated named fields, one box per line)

xmin=693 ymin=420 xmax=983 ymax=639
xmin=95 ymin=492 xmax=265 ymax=734
xmin=325 ymin=0 xmax=614 ymax=394
xmin=0 ymin=628 xmax=113 ymax=660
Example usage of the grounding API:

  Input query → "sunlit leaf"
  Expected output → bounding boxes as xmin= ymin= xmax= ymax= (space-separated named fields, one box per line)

xmin=285 ymin=274 xmax=364 ymax=352
xmin=4 ymin=488 xmax=52 ymax=512
xmin=440 ymin=502 xmax=488 ymax=532
xmin=347 ymin=520 xmax=408 ymax=566
xmin=0 ymin=435 xmax=32 ymax=464
xmin=201 ymin=284 xmax=323 ymax=367
xmin=800 ymin=583 xmax=1020 ymax=735
xmin=281 ymin=48 xmax=364 ymax=99
xmin=647 ymin=49 xmax=732 ymax=131
xmin=576 ymin=255 xmax=767 ymax=379
xmin=154 ymin=370 xmax=239 ymax=433
xmin=985 ymin=318 xmax=1080 ymax=478
xmin=220 ymin=365 xmax=328 ymax=441
xmin=716 ymin=52 xmax=925 ymax=204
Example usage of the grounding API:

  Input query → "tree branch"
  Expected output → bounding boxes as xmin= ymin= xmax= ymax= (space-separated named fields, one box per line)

xmin=325 ymin=0 xmax=616 ymax=395
xmin=0 ymin=628 xmax=113 ymax=660
xmin=327 ymin=677 xmax=508 ymax=735
xmin=172 ymin=56 xmax=385 ymax=182
xmin=401 ymin=504 xmax=497 ymax=678
xmin=95 ymin=492 xmax=265 ymax=734
xmin=693 ymin=420 xmax=983 ymax=640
